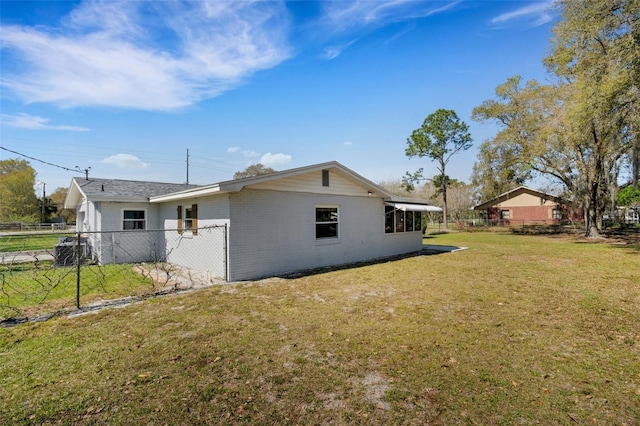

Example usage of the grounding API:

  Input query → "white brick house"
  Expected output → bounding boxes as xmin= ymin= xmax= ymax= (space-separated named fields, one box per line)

xmin=65 ymin=161 xmax=440 ymax=281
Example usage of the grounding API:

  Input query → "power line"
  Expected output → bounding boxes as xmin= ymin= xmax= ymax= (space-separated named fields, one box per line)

xmin=0 ymin=146 xmax=91 ymax=178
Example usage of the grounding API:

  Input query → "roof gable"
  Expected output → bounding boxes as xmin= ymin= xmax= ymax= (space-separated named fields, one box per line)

xmin=149 ymin=161 xmax=396 ymax=202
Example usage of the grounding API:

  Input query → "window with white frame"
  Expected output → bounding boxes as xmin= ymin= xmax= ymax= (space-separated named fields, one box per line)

xmin=552 ymin=208 xmax=562 ymax=219
xmin=123 ymin=210 xmax=145 ymax=230
xmin=316 ymin=206 xmax=338 ymax=239
xmin=177 ymin=204 xmax=198 ymax=235
xmin=501 ymin=210 xmax=510 ymax=220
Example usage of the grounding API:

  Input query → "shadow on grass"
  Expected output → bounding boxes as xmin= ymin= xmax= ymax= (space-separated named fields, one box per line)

xmin=607 ymin=243 xmax=640 ymax=252
xmin=274 ymin=244 xmax=466 ymax=280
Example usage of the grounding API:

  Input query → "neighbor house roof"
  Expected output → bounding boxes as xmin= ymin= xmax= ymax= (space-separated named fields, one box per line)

xmin=64 ymin=177 xmax=197 ymax=209
xmin=473 ymin=186 xmax=564 ymax=211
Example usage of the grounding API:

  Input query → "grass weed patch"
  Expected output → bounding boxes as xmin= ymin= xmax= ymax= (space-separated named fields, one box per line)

xmin=0 ymin=232 xmax=639 ymax=424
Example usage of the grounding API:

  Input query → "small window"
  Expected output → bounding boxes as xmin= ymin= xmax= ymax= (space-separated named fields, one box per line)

xmin=501 ymin=210 xmax=510 ymax=220
xmin=316 ymin=206 xmax=338 ymax=239
xmin=552 ymin=208 xmax=562 ymax=219
xmin=322 ymin=169 xmax=330 ymax=187
xmin=185 ymin=207 xmax=193 ymax=229
xmin=123 ymin=210 xmax=145 ymax=230
xmin=177 ymin=204 xmax=198 ymax=235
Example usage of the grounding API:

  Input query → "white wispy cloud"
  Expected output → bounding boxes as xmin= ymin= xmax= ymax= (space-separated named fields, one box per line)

xmin=242 ymin=150 xmax=260 ymax=158
xmin=316 ymin=1 xmax=459 ymax=59
xmin=227 ymin=146 xmax=261 ymax=158
xmin=0 ymin=113 xmax=90 ymax=131
xmin=321 ymin=0 xmax=459 ymax=32
xmin=321 ymin=40 xmax=356 ymax=61
xmin=490 ymin=1 xmax=556 ymax=28
xmin=0 ymin=1 xmax=290 ymax=110
xmin=260 ymin=152 xmax=292 ymax=167
xmin=102 ymin=153 xmax=148 ymax=169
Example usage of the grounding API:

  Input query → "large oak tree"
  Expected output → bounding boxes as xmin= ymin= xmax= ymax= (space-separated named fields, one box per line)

xmin=472 ymin=0 xmax=639 ymax=237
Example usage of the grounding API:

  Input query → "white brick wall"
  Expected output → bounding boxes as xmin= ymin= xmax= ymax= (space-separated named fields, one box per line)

xmin=227 ymin=189 xmax=422 ymax=281
xmin=159 ymin=196 xmax=230 ymax=279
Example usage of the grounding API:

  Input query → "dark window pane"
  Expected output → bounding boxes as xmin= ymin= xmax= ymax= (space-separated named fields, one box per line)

xmin=316 ymin=223 xmax=337 ymax=238
xmin=385 ymin=206 xmax=394 ymax=233
xmin=395 ymin=210 xmax=405 ymax=232
xmin=407 ymin=211 xmax=414 ymax=232
xmin=123 ymin=220 xmax=145 ymax=230
xmin=316 ymin=207 xmax=337 ymax=222
xmin=124 ymin=210 xmax=144 ymax=220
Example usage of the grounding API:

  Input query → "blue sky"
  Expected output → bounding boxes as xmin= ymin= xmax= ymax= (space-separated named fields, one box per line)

xmin=0 ymin=0 xmax=557 ymax=192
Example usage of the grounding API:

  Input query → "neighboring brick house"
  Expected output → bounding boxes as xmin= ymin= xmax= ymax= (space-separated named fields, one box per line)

xmin=473 ymin=186 xmax=574 ymax=225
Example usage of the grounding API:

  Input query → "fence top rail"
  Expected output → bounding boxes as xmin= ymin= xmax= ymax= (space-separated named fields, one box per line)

xmin=79 ymin=225 xmax=228 ymax=235
xmin=0 ymin=225 xmax=228 ymax=238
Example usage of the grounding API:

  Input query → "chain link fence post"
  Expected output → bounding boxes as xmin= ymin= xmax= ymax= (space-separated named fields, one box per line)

xmin=76 ymin=231 xmax=81 ymax=309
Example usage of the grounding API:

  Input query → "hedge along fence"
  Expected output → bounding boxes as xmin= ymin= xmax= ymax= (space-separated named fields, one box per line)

xmin=0 ymin=226 xmax=228 ymax=324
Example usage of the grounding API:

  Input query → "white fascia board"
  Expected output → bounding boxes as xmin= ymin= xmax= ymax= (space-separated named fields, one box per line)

xmin=63 ymin=179 xmax=86 ymax=209
xmin=149 ymin=185 xmax=223 ymax=203
xmin=89 ymin=196 xmax=151 ymax=203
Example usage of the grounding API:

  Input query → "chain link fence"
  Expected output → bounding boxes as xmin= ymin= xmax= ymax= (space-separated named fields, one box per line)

xmin=0 ymin=226 xmax=227 ymax=324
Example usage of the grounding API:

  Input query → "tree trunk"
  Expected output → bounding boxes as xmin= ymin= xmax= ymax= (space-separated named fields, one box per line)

xmin=633 ymin=138 xmax=639 ymax=191
xmin=583 ymin=183 xmax=601 ymax=238
xmin=441 ymin=166 xmax=448 ymax=230
xmin=585 ymin=201 xmax=601 ymax=238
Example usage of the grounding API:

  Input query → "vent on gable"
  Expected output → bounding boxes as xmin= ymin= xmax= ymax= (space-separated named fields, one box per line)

xmin=322 ymin=169 xmax=329 ymax=187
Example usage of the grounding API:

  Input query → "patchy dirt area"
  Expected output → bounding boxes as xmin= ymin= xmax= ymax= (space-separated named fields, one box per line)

xmin=132 ymin=263 xmax=227 ymax=291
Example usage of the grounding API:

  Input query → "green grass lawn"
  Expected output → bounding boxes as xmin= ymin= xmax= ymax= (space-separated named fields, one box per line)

xmin=0 ymin=234 xmax=65 ymax=252
xmin=0 ymin=232 xmax=638 ymax=424
xmin=0 ymin=263 xmax=158 ymax=319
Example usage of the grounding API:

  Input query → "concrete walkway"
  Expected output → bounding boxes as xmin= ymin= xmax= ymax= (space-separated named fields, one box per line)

xmin=422 ymin=244 xmax=467 ymax=254
xmin=0 ymin=250 xmax=54 ymax=264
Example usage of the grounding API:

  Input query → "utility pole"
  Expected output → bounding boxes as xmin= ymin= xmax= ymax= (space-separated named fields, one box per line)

xmin=76 ymin=166 xmax=91 ymax=180
xmin=186 ymin=149 xmax=190 ymax=184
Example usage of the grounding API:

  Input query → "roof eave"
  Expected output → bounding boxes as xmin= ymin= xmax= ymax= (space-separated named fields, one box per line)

xmin=63 ymin=179 xmax=85 ymax=209
xmin=150 ymin=185 xmax=224 ymax=203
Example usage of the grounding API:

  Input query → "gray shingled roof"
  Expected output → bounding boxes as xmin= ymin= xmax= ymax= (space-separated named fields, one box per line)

xmin=72 ymin=177 xmax=198 ymax=200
